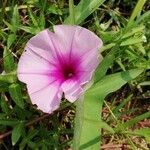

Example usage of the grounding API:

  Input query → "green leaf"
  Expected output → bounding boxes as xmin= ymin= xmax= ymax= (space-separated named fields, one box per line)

xmin=0 ymin=119 xmax=19 ymax=126
xmin=0 ymin=82 xmax=9 ymax=92
xmin=117 ymin=111 xmax=150 ymax=131
xmin=100 ymin=121 xmax=115 ymax=134
xmin=0 ymin=29 xmax=7 ymax=41
xmin=97 ymin=31 xmax=115 ymax=44
xmin=94 ymin=46 xmax=119 ymax=83
xmin=12 ymin=122 xmax=24 ymax=145
xmin=0 ymin=72 xmax=17 ymax=83
xmin=136 ymin=10 xmax=150 ymax=23
xmin=9 ymin=83 xmax=24 ymax=109
xmin=127 ymin=0 xmax=147 ymax=27
xmin=7 ymin=34 xmax=16 ymax=48
xmin=90 ymin=69 xmax=143 ymax=96
xmin=121 ymin=25 xmax=144 ymax=39
xmin=127 ymin=128 xmax=150 ymax=143
xmin=135 ymin=43 xmax=146 ymax=55
xmin=19 ymin=129 xmax=39 ymax=149
xmin=3 ymin=46 xmax=16 ymax=73
xmin=28 ymin=7 xmax=39 ymax=27
xmin=139 ymin=81 xmax=150 ymax=86
xmin=19 ymin=25 xmax=40 ymax=34
xmin=1 ymin=95 xmax=10 ymax=113
xmin=2 ymin=5 xmax=19 ymax=33
xmin=11 ymin=5 xmax=20 ymax=32
xmin=73 ymin=69 xmax=143 ymax=150
xmin=113 ymin=94 xmax=132 ymax=114
xmin=3 ymin=20 xmax=15 ymax=32
xmin=47 ymin=5 xmax=62 ymax=15
xmin=120 ymin=37 xmax=143 ymax=46
xmin=38 ymin=12 xmax=45 ymax=30
xmin=64 ymin=0 xmax=106 ymax=24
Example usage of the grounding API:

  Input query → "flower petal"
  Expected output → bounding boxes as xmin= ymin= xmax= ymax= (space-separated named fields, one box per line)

xmin=26 ymin=29 xmax=58 ymax=64
xmin=29 ymin=81 xmax=62 ymax=113
xmin=79 ymin=48 xmax=101 ymax=71
xmin=53 ymin=25 xmax=103 ymax=58
xmin=17 ymin=48 xmax=56 ymax=75
xmin=76 ymin=52 xmax=102 ymax=84
xmin=61 ymin=79 xmax=83 ymax=102
xmin=18 ymin=74 xmax=56 ymax=94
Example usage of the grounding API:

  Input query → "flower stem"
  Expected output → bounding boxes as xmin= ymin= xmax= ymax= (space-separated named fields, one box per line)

xmin=69 ymin=0 xmax=75 ymax=24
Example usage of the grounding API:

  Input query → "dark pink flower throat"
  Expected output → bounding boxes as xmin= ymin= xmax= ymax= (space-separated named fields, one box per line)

xmin=63 ymin=64 xmax=76 ymax=79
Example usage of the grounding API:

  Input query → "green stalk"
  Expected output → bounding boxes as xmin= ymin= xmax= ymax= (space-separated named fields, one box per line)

xmin=69 ymin=0 xmax=75 ymax=24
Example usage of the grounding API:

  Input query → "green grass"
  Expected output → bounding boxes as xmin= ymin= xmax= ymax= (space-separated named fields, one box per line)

xmin=0 ymin=0 xmax=150 ymax=149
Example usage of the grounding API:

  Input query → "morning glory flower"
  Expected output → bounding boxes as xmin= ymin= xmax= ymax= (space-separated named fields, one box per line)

xmin=17 ymin=25 xmax=103 ymax=113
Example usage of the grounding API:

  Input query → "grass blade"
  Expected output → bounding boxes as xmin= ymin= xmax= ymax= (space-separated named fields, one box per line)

xmin=65 ymin=0 xmax=106 ymax=24
xmin=127 ymin=0 xmax=147 ymax=27
xmin=117 ymin=111 xmax=150 ymax=131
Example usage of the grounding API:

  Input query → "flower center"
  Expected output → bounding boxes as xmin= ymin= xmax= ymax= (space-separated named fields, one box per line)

xmin=63 ymin=65 xmax=75 ymax=79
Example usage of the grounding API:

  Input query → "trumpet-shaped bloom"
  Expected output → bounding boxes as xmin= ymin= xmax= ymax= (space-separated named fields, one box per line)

xmin=17 ymin=25 xmax=103 ymax=113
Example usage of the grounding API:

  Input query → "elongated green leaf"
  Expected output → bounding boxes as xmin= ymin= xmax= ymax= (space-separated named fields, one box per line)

xmin=129 ymin=128 xmax=150 ymax=137
xmin=0 ymin=73 xmax=17 ymax=83
xmin=0 ymin=29 xmax=7 ymax=41
xmin=127 ymin=128 xmax=150 ymax=143
xmin=3 ymin=46 xmax=16 ymax=73
xmin=28 ymin=7 xmax=39 ymax=27
xmin=11 ymin=5 xmax=20 ymax=32
xmin=120 ymin=37 xmax=143 ymax=46
xmin=3 ymin=20 xmax=15 ymax=33
xmin=65 ymin=0 xmax=106 ymax=24
xmin=127 ymin=0 xmax=147 ymax=27
xmin=73 ymin=69 xmax=143 ymax=150
xmin=19 ymin=25 xmax=40 ymax=34
xmin=94 ymin=46 xmax=119 ymax=83
xmin=100 ymin=121 xmax=115 ymax=134
xmin=117 ymin=111 xmax=150 ymax=131
xmin=113 ymin=94 xmax=132 ymax=114
xmin=39 ymin=12 xmax=45 ymax=30
xmin=20 ymin=129 xmax=39 ymax=149
xmin=90 ymin=69 xmax=143 ymax=96
xmin=7 ymin=34 xmax=16 ymax=48
xmin=1 ymin=95 xmax=10 ymax=113
xmin=137 ymin=10 xmax=150 ymax=23
xmin=139 ymin=81 xmax=150 ymax=86
xmin=47 ymin=4 xmax=62 ymax=15
xmin=0 ymin=119 xmax=19 ymax=126
xmin=9 ymin=83 xmax=24 ymax=109
xmin=0 ymin=82 xmax=9 ymax=92
xmin=12 ymin=122 xmax=24 ymax=145
xmin=121 ymin=25 xmax=144 ymax=39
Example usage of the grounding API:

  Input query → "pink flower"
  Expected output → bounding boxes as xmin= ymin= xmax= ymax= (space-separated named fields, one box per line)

xmin=17 ymin=25 xmax=103 ymax=113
